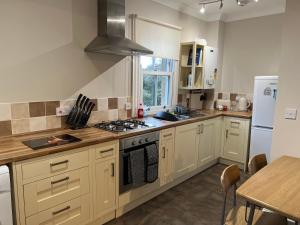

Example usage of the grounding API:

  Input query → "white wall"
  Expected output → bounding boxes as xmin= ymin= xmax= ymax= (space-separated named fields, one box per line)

xmin=0 ymin=0 xmax=217 ymax=103
xmin=271 ymin=0 xmax=300 ymax=160
xmin=220 ymin=14 xmax=283 ymax=94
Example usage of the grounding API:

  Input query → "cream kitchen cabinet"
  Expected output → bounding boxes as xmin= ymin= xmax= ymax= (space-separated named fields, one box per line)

xmin=174 ymin=123 xmax=199 ymax=178
xmin=159 ymin=128 xmax=175 ymax=186
xmin=222 ymin=117 xmax=250 ymax=164
xmin=197 ymin=119 xmax=217 ymax=167
xmin=92 ymin=141 xmax=118 ymax=223
xmin=13 ymin=140 xmax=119 ymax=225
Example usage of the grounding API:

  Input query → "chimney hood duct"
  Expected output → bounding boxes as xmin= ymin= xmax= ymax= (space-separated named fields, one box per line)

xmin=85 ymin=0 xmax=153 ymax=56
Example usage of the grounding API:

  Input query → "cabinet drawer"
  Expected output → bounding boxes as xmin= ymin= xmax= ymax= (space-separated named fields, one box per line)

xmin=94 ymin=142 xmax=117 ymax=160
xmin=26 ymin=194 xmax=90 ymax=225
xmin=160 ymin=128 xmax=175 ymax=140
xmin=21 ymin=150 xmax=89 ymax=181
xmin=24 ymin=167 xmax=90 ymax=217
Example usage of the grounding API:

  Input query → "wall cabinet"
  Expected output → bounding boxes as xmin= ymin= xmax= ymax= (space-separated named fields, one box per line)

xmin=159 ymin=128 xmax=175 ymax=186
xmin=179 ymin=41 xmax=218 ymax=90
xmin=222 ymin=117 xmax=250 ymax=164
xmin=174 ymin=123 xmax=199 ymax=178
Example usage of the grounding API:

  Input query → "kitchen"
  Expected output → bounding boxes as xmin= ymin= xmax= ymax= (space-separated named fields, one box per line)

xmin=0 ymin=0 xmax=299 ymax=225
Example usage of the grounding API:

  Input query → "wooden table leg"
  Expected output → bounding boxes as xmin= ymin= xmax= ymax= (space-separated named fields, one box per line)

xmin=247 ymin=204 xmax=256 ymax=225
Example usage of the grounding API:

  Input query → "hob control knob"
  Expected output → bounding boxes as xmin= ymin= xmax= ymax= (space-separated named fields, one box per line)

xmin=145 ymin=138 xmax=149 ymax=143
xmin=132 ymin=141 xmax=136 ymax=146
xmin=139 ymin=140 xmax=143 ymax=144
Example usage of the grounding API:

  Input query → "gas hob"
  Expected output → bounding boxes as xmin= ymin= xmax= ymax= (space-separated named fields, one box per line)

xmin=94 ymin=119 xmax=151 ymax=133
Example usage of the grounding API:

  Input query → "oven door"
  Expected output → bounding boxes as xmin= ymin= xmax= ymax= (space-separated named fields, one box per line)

xmin=119 ymin=141 xmax=158 ymax=194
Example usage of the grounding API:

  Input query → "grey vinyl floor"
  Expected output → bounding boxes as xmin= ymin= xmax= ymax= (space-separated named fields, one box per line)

xmin=106 ymin=164 xmax=249 ymax=225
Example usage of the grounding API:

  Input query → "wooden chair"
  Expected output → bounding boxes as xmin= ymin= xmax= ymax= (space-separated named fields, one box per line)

xmin=248 ymin=154 xmax=268 ymax=175
xmin=220 ymin=164 xmax=288 ymax=225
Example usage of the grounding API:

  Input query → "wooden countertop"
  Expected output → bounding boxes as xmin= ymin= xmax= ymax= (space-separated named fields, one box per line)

xmin=0 ymin=110 xmax=251 ymax=165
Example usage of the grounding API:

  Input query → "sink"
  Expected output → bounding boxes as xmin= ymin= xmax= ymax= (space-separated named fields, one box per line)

xmin=176 ymin=112 xmax=207 ymax=120
xmin=23 ymin=134 xmax=81 ymax=150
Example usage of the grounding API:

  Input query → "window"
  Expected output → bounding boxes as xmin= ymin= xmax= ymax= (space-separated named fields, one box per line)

xmin=140 ymin=56 xmax=175 ymax=110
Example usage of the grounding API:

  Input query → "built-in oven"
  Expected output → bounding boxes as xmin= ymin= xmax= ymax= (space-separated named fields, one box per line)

xmin=119 ymin=131 xmax=160 ymax=194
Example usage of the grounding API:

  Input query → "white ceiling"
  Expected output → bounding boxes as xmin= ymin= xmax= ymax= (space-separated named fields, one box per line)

xmin=152 ymin=0 xmax=286 ymax=22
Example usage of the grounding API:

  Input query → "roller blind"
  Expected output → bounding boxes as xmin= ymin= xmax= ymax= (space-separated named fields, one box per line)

xmin=135 ymin=17 xmax=182 ymax=60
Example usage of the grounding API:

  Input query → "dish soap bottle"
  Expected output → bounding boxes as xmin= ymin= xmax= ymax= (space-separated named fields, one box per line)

xmin=137 ymin=103 xmax=144 ymax=118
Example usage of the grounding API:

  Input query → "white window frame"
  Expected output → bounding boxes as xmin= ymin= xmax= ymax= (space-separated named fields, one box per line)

xmin=139 ymin=56 xmax=177 ymax=114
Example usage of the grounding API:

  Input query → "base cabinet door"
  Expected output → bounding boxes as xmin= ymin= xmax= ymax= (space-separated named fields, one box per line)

xmin=160 ymin=128 xmax=175 ymax=186
xmin=198 ymin=119 xmax=216 ymax=167
xmin=222 ymin=117 xmax=248 ymax=163
xmin=174 ymin=123 xmax=198 ymax=178
xmin=94 ymin=158 xmax=116 ymax=217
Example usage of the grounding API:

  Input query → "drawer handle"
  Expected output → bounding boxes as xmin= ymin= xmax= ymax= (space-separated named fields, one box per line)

xmin=50 ymin=160 xmax=69 ymax=167
xmin=100 ymin=148 xmax=114 ymax=154
xmin=163 ymin=133 xmax=172 ymax=138
xmin=231 ymin=121 xmax=240 ymax=125
xmin=52 ymin=206 xmax=71 ymax=216
xmin=51 ymin=177 xmax=70 ymax=185
xmin=111 ymin=163 xmax=115 ymax=177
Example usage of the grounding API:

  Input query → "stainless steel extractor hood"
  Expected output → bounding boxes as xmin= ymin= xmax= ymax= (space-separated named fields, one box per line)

xmin=85 ymin=0 xmax=153 ymax=56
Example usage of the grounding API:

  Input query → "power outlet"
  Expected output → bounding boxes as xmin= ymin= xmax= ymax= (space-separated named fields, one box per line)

xmin=125 ymin=102 xmax=132 ymax=110
xmin=285 ymin=108 xmax=297 ymax=120
xmin=56 ymin=106 xmax=72 ymax=116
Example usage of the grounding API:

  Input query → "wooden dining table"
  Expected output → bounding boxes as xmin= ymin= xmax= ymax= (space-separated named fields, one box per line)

xmin=237 ymin=156 xmax=300 ymax=225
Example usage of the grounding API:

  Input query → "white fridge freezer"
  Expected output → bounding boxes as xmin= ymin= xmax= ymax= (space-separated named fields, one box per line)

xmin=250 ymin=76 xmax=278 ymax=162
xmin=0 ymin=166 xmax=13 ymax=225
xmin=250 ymin=127 xmax=273 ymax=162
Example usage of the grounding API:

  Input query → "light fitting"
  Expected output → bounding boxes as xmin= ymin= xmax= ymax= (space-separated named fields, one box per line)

xmin=199 ymin=0 xmax=259 ymax=14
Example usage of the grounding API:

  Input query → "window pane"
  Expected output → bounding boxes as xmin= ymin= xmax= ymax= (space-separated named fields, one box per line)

xmin=141 ymin=56 xmax=174 ymax=73
xmin=143 ymin=75 xmax=156 ymax=107
xmin=143 ymin=74 xmax=170 ymax=107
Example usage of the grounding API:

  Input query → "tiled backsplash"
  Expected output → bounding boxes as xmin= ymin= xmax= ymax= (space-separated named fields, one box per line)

xmin=178 ymin=91 xmax=253 ymax=111
xmin=0 ymin=96 xmax=132 ymax=137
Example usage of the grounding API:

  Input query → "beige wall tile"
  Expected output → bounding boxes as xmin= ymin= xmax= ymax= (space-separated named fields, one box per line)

xmin=29 ymin=117 xmax=46 ymax=132
xmin=12 ymin=119 xmax=30 ymax=134
xmin=118 ymin=97 xmax=127 ymax=109
xmin=46 ymin=116 xmax=61 ymax=129
xmin=118 ymin=109 xmax=127 ymax=120
xmin=0 ymin=103 xmax=12 ymax=121
xmin=60 ymin=99 xmax=76 ymax=108
xmin=11 ymin=103 xmax=29 ymax=119
xmin=108 ymin=109 xmax=118 ymax=121
xmin=97 ymin=98 xmax=108 ymax=111
xmin=89 ymin=111 xmax=109 ymax=124
xmin=0 ymin=121 xmax=12 ymax=137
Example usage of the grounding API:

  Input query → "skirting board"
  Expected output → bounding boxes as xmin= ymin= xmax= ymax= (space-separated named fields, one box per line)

xmin=116 ymin=159 xmax=218 ymax=218
xmin=218 ymin=157 xmax=246 ymax=171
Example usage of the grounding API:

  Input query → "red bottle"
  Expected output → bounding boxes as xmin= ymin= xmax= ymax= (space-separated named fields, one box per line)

xmin=137 ymin=103 xmax=144 ymax=118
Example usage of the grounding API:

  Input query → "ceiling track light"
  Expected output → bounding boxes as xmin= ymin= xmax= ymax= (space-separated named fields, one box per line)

xmin=199 ymin=0 xmax=259 ymax=14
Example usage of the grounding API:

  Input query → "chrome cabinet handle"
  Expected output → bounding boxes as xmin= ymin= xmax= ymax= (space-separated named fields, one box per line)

xmin=100 ymin=148 xmax=114 ymax=154
xmin=197 ymin=125 xmax=201 ymax=134
xmin=50 ymin=160 xmax=69 ymax=167
xmin=52 ymin=206 xmax=71 ymax=215
xmin=226 ymin=129 xmax=229 ymax=139
xmin=111 ymin=163 xmax=115 ymax=177
xmin=163 ymin=133 xmax=172 ymax=138
xmin=162 ymin=147 xmax=166 ymax=158
xmin=51 ymin=177 xmax=69 ymax=185
xmin=201 ymin=124 xmax=204 ymax=134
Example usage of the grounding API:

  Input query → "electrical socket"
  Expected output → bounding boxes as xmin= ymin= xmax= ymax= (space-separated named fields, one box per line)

xmin=56 ymin=106 xmax=72 ymax=116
